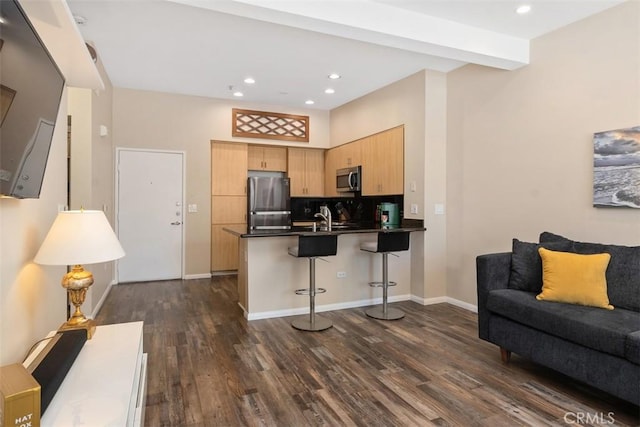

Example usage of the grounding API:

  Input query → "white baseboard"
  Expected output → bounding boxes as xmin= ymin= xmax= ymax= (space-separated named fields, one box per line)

xmin=246 ymin=294 xmax=412 ymax=321
xmin=92 ymin=280 xmax=116 ymax=318
xmin=184 ymin=273 xmax=213 ymax=280
xmin=410 ymin=295 xmax=477 ymax=313
xmin=410 ymin=295 xmax=447 ymax=305
xmin=445 ymin=297 xmax=478 ymax=313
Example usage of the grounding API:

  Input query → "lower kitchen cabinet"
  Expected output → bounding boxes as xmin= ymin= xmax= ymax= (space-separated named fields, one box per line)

xmin=211 ymin=196 xmax=245 ymax=272
xmin=211 ymin=225 xmax=240 ymax=271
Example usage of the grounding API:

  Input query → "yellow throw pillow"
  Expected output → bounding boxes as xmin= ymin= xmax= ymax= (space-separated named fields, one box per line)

xmin=536 ymin=247 xmax=613 ymax=310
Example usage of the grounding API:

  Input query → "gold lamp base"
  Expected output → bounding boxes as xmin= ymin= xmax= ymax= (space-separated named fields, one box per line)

xmin=59 ymin=265 xmax=96 ymax=339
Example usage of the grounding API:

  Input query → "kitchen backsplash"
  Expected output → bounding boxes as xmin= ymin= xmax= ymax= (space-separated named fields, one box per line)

xmin=291 ymin=195 xmax=403 ymax=223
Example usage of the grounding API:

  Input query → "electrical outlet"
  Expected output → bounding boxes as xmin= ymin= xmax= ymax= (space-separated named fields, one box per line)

xmin=337 ymin=271 xmax=347 ymax=278
xmin=188 ymin=204 xmax=198 ymax=213
xmin=410 ymin=204 xmax=418 ymax=214
xmin=435 ymin=204 xmax=445 ymax=215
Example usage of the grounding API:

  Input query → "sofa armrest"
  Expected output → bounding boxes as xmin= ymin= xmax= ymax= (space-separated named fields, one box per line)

xmin=476 ymin=252 xmax=512 ymax=341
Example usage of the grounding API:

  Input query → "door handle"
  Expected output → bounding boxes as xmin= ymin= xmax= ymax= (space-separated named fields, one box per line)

xmin=171 ymin=221 xmax=182 ymax=225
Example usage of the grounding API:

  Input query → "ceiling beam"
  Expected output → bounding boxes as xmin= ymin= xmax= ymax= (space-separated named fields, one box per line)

xmin=170 ymin=0 xmax=529 ymax=70
xmin=21 ymin=0 xmax=104 ymax=90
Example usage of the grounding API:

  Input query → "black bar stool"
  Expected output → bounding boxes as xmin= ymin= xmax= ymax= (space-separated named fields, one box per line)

xmin=360 ymin=231 xmax=410 ymax=320
xmin=288 ymin=233 xmax=338 ymax=331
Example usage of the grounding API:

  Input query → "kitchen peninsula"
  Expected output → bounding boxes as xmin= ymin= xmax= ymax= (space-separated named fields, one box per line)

xmin=224 ymin=222 xmax=424 ymax=320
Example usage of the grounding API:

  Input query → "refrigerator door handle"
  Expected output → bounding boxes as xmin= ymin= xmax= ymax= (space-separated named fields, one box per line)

xmin=250 ymin=211 xmax=291 ymax=215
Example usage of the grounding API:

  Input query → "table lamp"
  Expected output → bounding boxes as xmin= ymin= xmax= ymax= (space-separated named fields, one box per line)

xmin=34 ymin=210 xmax=125 ymax=339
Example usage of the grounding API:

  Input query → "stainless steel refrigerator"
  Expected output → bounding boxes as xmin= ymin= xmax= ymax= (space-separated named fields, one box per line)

xmin=247 ymin=176 xmax=291 ymax=230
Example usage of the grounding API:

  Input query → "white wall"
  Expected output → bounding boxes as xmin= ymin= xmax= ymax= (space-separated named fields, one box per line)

xmin=446 ymin=1 xmax=640 ymax=305
xmin=0 ymin=39 xmax=114 ymax=365
xmin=330 ymin=70 xmax=448 ymax=301
xmin=67 ymin=57 xmax=116 ymax=322
xmin=0 ymin=94 xmax=68 ymax=364
xmin=112 ymin=88 xmax=331 ymax=277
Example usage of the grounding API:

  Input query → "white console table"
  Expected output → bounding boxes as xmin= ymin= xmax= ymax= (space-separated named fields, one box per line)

xmin=31 ymin=322 xmax=147 ymax=426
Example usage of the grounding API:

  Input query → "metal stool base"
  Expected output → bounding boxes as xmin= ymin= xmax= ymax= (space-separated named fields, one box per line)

xmin=291 ymin=316 xmax=333 ymax=331
xmin=365 ymin=306 xmax=405 ymax=320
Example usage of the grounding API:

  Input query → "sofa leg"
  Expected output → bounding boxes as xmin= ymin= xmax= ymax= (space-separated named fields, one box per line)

xmin=500 ymin=348 xmax=511 ymax=364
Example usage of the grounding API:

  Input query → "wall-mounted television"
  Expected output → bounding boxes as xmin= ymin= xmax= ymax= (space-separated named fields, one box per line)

xmin=0 ymin=0 xmax=66 ymax=198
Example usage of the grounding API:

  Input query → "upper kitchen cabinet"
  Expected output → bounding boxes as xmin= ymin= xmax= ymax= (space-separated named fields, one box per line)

xmin=334 ymin=140 xmax=362 ymax=169
xmin=361 ymin=126 xmax=404 ymax=196
xmin=212 ymin=141 xmax=248 ymax=196
xmin=324 ymin=140 xmax=362 ymax=197
xmin=248 ymin=145 xmax=287 ymax=172
xmin=288 ymin=148 xmax=325 ymax=196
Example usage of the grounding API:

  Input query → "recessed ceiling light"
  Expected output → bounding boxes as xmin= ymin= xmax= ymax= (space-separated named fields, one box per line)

xmin=305 ymin=100 xmax=315 ymax=105
xmin=244 ymin=77 xmax=255 ymax=84
xmin=233 ymin=91 xmax=244 ymax=97
xmin=516 ymin=4 xmax=531 ymax=14
xmin=328 ymin=73 xmax=341 ymax=80
xmin=325 ymin=88 xmax=335 ymax=94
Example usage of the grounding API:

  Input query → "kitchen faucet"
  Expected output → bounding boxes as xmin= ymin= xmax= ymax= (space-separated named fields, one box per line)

xmin=314 ymin=206 xmax=332 ymax=231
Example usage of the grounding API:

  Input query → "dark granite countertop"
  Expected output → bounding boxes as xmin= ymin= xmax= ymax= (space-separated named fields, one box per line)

xmin=223 ymin=220 xmax=425 ymax=238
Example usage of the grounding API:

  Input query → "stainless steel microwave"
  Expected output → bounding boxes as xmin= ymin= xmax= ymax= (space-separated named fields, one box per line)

xmin=336 ymin=166 xmax=361 ymax=192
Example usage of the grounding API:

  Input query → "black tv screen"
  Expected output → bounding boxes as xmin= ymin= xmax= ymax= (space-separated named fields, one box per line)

xmin=0 ymin=0 xmax=65 ymax=198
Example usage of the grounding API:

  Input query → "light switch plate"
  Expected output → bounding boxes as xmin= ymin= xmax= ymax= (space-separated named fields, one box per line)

xmin=435 ymin=204 xmax=445 ymax=215
xmin=188 ymin=204 xmax=198 ymax=213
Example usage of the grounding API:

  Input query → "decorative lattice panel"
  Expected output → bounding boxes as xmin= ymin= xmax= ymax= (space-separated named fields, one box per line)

xmin=232 ymin=108 xmax=309 ymax=142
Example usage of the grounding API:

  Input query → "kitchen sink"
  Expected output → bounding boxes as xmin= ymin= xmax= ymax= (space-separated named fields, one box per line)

xmin=293 ymin=222 xmax=360 ymax=231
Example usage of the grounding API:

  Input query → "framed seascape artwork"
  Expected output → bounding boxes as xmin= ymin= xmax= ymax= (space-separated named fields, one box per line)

xmin=593 ymin=126 xmax=640 ymax=208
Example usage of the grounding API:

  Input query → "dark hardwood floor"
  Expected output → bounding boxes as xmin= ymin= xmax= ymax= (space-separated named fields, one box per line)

xmin=96 ymin=277 xmax=639 ymax=426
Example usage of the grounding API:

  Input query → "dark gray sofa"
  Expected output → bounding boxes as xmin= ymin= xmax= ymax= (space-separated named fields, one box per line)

xmin=476 ymin=232 xmax=640 ymax=405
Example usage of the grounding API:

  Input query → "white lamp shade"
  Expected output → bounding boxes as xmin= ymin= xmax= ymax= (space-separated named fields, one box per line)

xmin=34 ymin=210 xmax=125 ymax=266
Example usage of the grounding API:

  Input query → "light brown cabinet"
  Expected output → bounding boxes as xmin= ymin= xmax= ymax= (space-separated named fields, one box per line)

xmin=361 ymin=126 xmax=404 ymax=196
xmin=211 ymin=142 xmax=248 ymax=195
xmin=288 ymin=148 xmax=325 ymax=196
xmin=324 ymin=141 xmax=362 ymax=197
xmin=333 ymin=141 xmax=362 ymax=170
xmin=211 ymin=196 xmax=246 ymax=224
xmin=211 ymin=226 xmax=240 ymax=271
xmin=248 ymin=145 xmax=287 ymax=171
xmin=211 ymin=141 xmax=248 ymax=272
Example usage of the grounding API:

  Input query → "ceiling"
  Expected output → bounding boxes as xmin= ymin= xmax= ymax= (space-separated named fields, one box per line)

xmin=66 ymin=0 xmax=624 ymax=110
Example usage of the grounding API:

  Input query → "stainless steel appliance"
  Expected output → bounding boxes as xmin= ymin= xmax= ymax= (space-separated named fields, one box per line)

xmin=336 ymin=166 xmax=361 ymax=193
xmin=248 ymin=176 xmax=291 ymax=230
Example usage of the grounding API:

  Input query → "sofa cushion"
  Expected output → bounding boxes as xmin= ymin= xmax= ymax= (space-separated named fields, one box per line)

xmin=539 ymin=232 xmax=640 ymax=312
xmin=627 ymin=331 xmax=640 ymax=365
xmin=486 ymin=289 xmax=640 ymax=359
xmin=537 ymin=248 xmax=613 ymax=310
xmin=509 ymin=239 xmax=573 ymax=293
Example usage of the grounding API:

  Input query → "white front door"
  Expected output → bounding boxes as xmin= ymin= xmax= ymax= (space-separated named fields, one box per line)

xmin=117 ymin=149 xmax=184 ymax=282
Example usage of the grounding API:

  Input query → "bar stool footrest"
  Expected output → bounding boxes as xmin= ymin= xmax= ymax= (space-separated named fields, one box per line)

xmin=295 ymin=288 xmax=327 ymax=295
xmin=368 ymin=281 xmax=397 ymax=288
